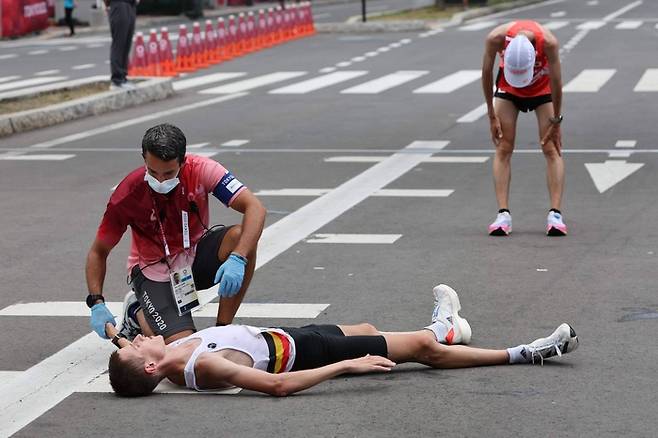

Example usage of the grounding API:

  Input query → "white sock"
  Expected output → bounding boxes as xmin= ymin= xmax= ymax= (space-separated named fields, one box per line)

xmin=424 ymin=322 xmax=448 ymax=343
xmin=507 ymin=345 xmax=531 ymax=364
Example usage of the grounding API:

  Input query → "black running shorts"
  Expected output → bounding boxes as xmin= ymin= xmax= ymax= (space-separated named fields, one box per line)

xmin=494 ymin=91 xmax=552 ymax=113
xmin=280 ymin=324 xmax=388 ymax=371
xmin=130 ymin=225 xmax=233 ymax=338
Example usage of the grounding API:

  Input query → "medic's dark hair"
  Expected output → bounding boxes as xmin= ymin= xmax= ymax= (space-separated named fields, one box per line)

xmin=141 ymin=123 xmax=186 ymax=164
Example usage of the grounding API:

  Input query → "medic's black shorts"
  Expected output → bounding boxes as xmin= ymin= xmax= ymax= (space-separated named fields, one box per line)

xmin=279 ymin=324 xmax=388 ymax=371
xmin=130 ymin=225 xmax=232 ymax=338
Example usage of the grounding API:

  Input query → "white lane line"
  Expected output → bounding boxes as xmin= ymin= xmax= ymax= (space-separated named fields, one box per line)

xmin=634 ymin=69 xmax=658 ymax=92
xmin=86 ymin=43 xmax=104 ymax=48
xmin=603 ymin=1 xmax=642 ymax=21
xmin=399 ymin=38 xmax=412 ymax=44
xmin=187 ymin=142 xmax=210 ymax=148
xmin=543 ymin=21 xmax=570 ymax=30
xmin=341 ymin=71 xmax=428 ymax=94
xmin=576 ymin=21 xmax=606 ymax=30
xmin=364 ymin=51 xmax=379 ymax=57
xmin=458 ymin=20 xmax=497 ymax=31
xmin=319 ymin=67 xmax=337 ymax=73
xmin=351 ymin=56 xmax=366 ymax=62
xmin=222 ymin=139 xmax=250 ymax=147
xmin=0 ymin=154 xmax=75 ymax=161
xmin=58 ymin=46 xmax=77 ymax=51
xmin=80 ymin=374 xmax=242 ymax=395
xmin=72 ymin=63 xmax=96 ymax=70
xmin=388 ymin=42 xmax=402 ymax=48
xmin=615 ymin=20 xmax=642 ymax=29
xmin=587 ymin=0 xmax=598 ymax=5
xmin=0 ymin=76 xmax=67 ymax=92
xmin=0 ymin=302 xmax=329 ymax=319
xmin=0 ymin=54 xmax=17 ymax=59
xmin=34 ymin=69 xmax=61 ymax=76
xmin=199 ymin=72 xmax=307 ymax=94
xmin=0 ymin=140 xmax=447 ymax=435
xmin=172 ymin=72 xmax=246 ymax=91
xmin=255 ymin=188 xmax=454 ymax=197
xmin=269 ymin=71 xmax=368 ymax=94
xmin=376 ymin=47 xmax=390 ymax=52
xmin=324 ymin=156 xmax=489 ymax=163
xmin=24 ymin=93 xmax=246 ymax=150
xmin=336 ymin=61 xmax=352 ymax=67
xmin=457 ymin=103 xmax=488 ymax=123
xmin=615 ymin=140 xmax=637 ymax=148
xmin=0 ymin=75 xmax=20 ymax=83
xmin=563 ymin=69 xmax=616 ymax=92
xmin=550 ymin=11 xmax=566 ymax=17
xmin=608 ymin=151 xmax=632 ymax=158
xmin=413 ymin=70 xmax=481 ymax=94
xmin=194 ymin=151 xmax=218 ymax=158
xmin=28 ymin=49 xmax=48 ymax=55
xmin=306 ymin=234 xmax=402 ymax=244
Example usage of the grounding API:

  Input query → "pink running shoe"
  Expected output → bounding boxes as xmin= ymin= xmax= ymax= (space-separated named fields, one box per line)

xmin=488 ymin=211 xmax=512 ymax=236
xmin=546 ymin=211 xmax=567 ymax=236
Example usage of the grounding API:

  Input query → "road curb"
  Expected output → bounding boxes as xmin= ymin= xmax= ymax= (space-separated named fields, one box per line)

xmin=0 ymin=77 xmax=174 ymax=137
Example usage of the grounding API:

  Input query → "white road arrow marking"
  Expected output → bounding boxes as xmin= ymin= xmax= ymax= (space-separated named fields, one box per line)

xmin=585 ymin=160 xmax=644 ymax=193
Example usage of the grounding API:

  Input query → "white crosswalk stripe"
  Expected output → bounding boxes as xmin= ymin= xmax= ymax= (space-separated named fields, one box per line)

xmin=563 ymin=69 xmax=616 ymax=92
xmin=306 ymin=234 xmax=402 ymax=244
xmin=173 ymin=72 xmax=246 ymax=91
xmin=0 ymin=75 xmax=21 ymax=83
xmin=34 ymin=69 xmax=61 ymax=76
xmin=615 ymin=20 xmax=642 ymax=29
xmin=458 ymin=21 xmax=497 ymax=31
xmin=543 ymin=21 xmax=570 ymax=30
xmin=255 ymin=188 xmax=453 ymax=197
xmin=0 ymin=54 xmax=17 ymax=60
xmin=413 ymin=70 xmax=481 ymax=94
xmin=269 ymin=71 xmax=368 ymax=94
xmin=576 ymin=21 xmax=606 ymax=30
xmin=457 ymin=103 xmax=488 ymax=123
xmin=340 ymin=71 xmax=428 ymax=94
xmin=634 ymin=69 xmax=658 ymax=92
xmin=71 ymin=64 xmax=96 ymax=70
xmin=0 ymin=76 xmax=67 ymax=92
xmin=199 ymin=72 xmax=307 ymax=94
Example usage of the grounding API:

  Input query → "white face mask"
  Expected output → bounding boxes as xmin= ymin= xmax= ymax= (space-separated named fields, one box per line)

xmin=144 ymin=168 xmax=180 ymax=194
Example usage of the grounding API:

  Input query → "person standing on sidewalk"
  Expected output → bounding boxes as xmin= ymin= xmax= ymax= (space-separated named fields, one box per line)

xmin=481 ymin=20 xmax=567 ymax=236
xmin=105 ymin=0 xmax=137 ymax=89
xmin=64 ymin=0 xmax=76 ymax=36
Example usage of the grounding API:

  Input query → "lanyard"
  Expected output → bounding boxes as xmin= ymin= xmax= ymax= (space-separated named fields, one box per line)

xmin=150 ymin=192 xmax=191 ymax=260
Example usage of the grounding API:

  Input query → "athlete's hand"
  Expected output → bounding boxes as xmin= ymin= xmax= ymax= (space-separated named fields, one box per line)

xmin=214 ymin=253 xmax=247 ymax=298
xmin=344 ymin=355 xmax=396 ymax=374
xmin=541 ymin=123 xmax=562 ymax=156
xmin=90 ymin=303 xmax=116 ymax=339
xmin=489 ymin=115 xmax=503 ymax=145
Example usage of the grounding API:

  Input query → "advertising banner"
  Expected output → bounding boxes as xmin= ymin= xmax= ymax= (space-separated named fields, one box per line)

xmin=1 ymin=0 xmax=49 ymax=38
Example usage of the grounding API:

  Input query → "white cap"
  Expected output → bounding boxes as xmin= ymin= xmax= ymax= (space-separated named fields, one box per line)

xmin=503 ymin=35 xmax=536 ymax=88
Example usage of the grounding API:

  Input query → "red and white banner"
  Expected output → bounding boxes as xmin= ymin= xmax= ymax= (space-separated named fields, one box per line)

xmin=1 ymin=0 xmax=50 ymax=38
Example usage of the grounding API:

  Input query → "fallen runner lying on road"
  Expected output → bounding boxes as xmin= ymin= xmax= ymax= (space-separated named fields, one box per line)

xmin=106 ymin=284 xmax=579 ymax=397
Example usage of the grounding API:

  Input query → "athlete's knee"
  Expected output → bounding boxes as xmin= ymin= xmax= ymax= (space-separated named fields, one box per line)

xmin=357 ymin=323 xmax=379 ymax=335
xmin=541 ymin=143 xmax=560 ymax=159
xmin=414 ymin=335 xmax=445 ymax=364
xmin=496 ymin=141 xmax=515 ymax=159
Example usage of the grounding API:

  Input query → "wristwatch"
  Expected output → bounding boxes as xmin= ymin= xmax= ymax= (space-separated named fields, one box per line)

xmin=86 ymin=294 xmax=105 ymax=308
xmin=549 ymin=115 xmax=563 ymax=124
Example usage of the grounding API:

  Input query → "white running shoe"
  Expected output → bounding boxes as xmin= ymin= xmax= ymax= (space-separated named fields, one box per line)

xmin=546 ymin=211 xmax=568 ymax=236
xmin=117 ymin=291 xmax=142 ymax=341
xmin=429 ymin=284 xmax=472 ymax=345
xmin=488 ymin=211 xmax=512 ymax=236
xmin=525 ymin=323 xmax=578 ymax=365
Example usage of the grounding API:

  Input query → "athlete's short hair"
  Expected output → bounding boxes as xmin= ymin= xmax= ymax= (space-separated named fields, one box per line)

xmin=141 ymin=123 xmax=186 ymax=164
xmin=108 ymin=350 xmax=161 ymax=397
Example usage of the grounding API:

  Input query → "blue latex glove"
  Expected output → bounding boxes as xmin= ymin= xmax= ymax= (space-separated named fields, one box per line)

xmin=90 ymin=302 xmax=116 ymax=339
xmin=214 ymin=253 xmax=247 ymax=298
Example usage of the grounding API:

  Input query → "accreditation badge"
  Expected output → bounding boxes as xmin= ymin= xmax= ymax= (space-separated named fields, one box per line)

xmin=169 ymin=266 xmax=200 ymax=315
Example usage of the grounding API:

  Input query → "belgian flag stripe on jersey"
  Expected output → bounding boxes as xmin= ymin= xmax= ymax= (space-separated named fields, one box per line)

xmin=262 ymin=331 xmax=291 ymax=374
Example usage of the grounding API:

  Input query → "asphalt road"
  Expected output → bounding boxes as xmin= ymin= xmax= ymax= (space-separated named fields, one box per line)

xmin=1 ymin=0 xmax=658 ymax=436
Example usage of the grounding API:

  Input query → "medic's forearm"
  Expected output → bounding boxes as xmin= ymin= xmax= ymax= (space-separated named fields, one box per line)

xmin=233 ymin=200 xmax=266 ymax=259
xmin=85 ymin=243 xmax=109 ymax=296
